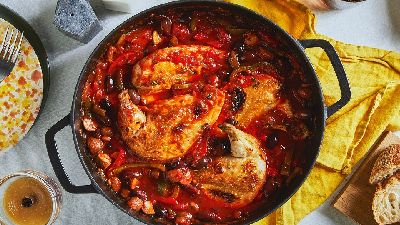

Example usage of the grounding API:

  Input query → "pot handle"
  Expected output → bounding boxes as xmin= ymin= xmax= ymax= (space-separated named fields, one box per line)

xmin=299 ymin=39 xmax=351 ymax=118
xmin=45 ymin=113 xmax=97 ymax=194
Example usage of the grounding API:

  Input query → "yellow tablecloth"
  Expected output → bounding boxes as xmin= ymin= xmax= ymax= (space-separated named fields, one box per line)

xmin=225 ymin=0 xmax=400 ymax=224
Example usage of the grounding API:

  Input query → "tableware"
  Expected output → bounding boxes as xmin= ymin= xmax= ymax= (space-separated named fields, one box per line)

xmin=333 ymin=132 xmax=400 ymax=225
xmin=0 ymin=27 xmax=23 ymax=82
xmin=0 ymin=3 xmax=49 ymax=151
xmin=298 ymin=0 xmax=366 ymax=10
xmin=45 ymin=1 xmax=351 ymax=224
xmin=0 ymin=3 xmax=49 ymax=109
xmin=101 ymin=0 xmax=136 ymax=13
xmin=0 ymin=170 xmax=62 ymax=225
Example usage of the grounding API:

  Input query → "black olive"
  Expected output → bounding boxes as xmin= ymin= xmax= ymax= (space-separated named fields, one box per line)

xmin=93 ymin=129 xmax=102 ymax=139
xmin=158 ymin=171 xmax=167 ymax=181
xmin=105 ymin=75 xmax=115 ymax=93
xmin=191 ymin=157 xmax=212 ymax=169
xmin=214 ymin=162 xmax=225 ymax=174
xmin=182 ymin=184 xmax=201 ymax=195
xmin=234 ymin=42 xmax=246 ymax=54
xmin=121 ymin=170 xmax=142 ymax=186
xmin=224 ymin=117 xmax=238 ymax=125
xmin=99 ymin=98 xmax=118 ymax=122
xmin=230 ymin=87 xmax=246 ymax=112
xmin=193 ymin=103 xmax=203 ymax=118
xmin=265 ymin=132 xmax=279 ymax=149
xmin=172 ymin=123 xmax=184 ymax=133
xmin=154 ymin=204 xmax=168 ymax=218
xmin=219 ymin=70 xmax=231 ymax=82
xmin=127 ymin=89 xmax=141 ymax=105
xmin=165 ymin=161 xmax=187 ymax=170
xmin=100 ymin=99 xmax=112 ymax=111
xmin=178 ymin=12 xmax=192 ymax=24
xmin=208 ymin=137 xmax=231 ymax=156
xmin=92 ymin=112 xmax=111 ymax=126
xmin=165 ymin=161 xmax=178 ymax=170
xmin=161 ymin=18 xmax=172 ymax=35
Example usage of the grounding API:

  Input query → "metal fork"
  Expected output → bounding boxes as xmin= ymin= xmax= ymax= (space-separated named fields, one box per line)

xmin=0 ymin=27 xmax=24 ymax=82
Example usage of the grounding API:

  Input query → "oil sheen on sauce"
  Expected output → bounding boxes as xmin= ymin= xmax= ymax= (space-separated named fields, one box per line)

xmin=3 ymin=177 xmax=52 ymax=225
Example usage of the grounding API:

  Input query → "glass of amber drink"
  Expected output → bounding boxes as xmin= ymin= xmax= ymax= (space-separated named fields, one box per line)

xmin=0 ymin=170 xmax=62 ymax=225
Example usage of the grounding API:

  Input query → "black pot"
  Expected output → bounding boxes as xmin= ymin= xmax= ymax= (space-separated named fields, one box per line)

xmin=45 ymin=1 xmax=351 ymax=224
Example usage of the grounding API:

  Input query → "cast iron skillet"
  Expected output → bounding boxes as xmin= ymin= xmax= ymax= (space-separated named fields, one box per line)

xmin=45 ymin=1 xmax=351 ymax=224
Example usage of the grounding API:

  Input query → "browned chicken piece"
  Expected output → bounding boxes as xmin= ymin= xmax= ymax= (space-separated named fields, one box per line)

xmin=118 ymin=92 xmax=146 ymax=139
xmin=235 ymin=76 xmax=281 ymax=127
xmin=131 ymin=45 xmax=228 ymax=93
xmin=192 ymin=123 xmax=266 ymax=208
xmin=118 ymin=86 xmax=225 ymax=161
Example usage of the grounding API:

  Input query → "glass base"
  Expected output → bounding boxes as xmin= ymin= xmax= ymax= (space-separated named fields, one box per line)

xmin=0 ymin=170 xmax=62 ymax=225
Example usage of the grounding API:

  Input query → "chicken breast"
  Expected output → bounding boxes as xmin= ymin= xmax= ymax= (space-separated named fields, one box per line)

xmin=131 ymin=45 xmax=228 ymax=93
xmin=118 ymin=86 xmax=225 ymax=161
xmin=193 ymin=123 xmax=266 ymax=208
xmin=235 ymin=76 xmax=281 ymax=127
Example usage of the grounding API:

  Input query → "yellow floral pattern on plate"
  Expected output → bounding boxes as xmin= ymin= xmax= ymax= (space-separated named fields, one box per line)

xmin=0 ymin=18 xmax=43 ymax=151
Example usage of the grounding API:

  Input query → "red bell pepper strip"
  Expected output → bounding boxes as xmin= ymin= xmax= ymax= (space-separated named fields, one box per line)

xmin=106 ymin=148 xmax=126 ymax=177
xmin=173 ymin=203 xmax=189 ymax=210
xmin=193 ymin=26 xmax=231 ymax=49
xmin=154 ymin=196 xmax=189 ymax=210
xmin=107 ymin=52 xmax=141 ymax=75
xmin=172 ymin=23 xmax=191 ymax=42
xmin=154 ymin=196 xmax=178 ymax=205
xmin=125 ymin=27 xmax=153 ymax=44
xmin=189 ymin=137 xmax=208 ymax=164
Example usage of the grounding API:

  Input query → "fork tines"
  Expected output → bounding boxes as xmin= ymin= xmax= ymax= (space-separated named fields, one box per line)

xmin=0 ymin=27 xmax=24 ymax=64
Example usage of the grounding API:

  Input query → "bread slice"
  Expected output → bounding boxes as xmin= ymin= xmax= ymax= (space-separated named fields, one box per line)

xmin=370 ymin=144 xmax=400 ymax=184
xmin=372 ymin=173 xmax=400 ymax=225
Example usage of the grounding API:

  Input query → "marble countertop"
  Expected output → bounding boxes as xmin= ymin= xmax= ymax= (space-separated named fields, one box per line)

xmin=0 ymin=0 xmax=398 ymax=224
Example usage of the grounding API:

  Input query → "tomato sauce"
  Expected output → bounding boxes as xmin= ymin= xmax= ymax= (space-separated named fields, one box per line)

xmin=81 ymin=7 xmax=315 ymax=225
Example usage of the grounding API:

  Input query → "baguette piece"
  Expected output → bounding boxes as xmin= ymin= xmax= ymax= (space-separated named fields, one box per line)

xmin=370 ymin=144 xmax=400 ymax=184
xmin=372 ymin=173 xmax=400 ymax=225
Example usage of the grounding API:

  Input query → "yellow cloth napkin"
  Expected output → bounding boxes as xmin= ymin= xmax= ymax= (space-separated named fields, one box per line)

xmin=224 ymin=0 xmax=400 ymax=224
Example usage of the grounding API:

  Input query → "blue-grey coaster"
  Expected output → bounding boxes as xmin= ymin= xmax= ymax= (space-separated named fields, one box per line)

xmin=53 ymin=0 xmax=102 ymax=43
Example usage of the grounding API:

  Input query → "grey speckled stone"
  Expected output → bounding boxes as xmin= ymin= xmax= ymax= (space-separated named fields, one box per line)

xmin=53 ymin=0 xmax=102 ymax=43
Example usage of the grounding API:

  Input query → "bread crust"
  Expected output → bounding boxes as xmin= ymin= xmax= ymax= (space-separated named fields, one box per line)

xmin=372 ymin=173 xmax=400 ymax=225
xmin=370 ymin=144 xmax=400 ymax=184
